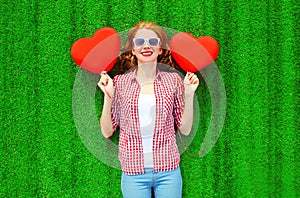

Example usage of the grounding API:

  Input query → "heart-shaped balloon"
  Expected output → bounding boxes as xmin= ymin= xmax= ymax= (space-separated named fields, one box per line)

xmin=170 ymin=32 xmax=219 ymax=72
xmin=71 ymin=27 xmax=120 ymax=74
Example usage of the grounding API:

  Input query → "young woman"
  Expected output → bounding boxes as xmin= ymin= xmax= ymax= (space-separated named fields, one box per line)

xmin=98 ymin=21 xmax=199 ymax=198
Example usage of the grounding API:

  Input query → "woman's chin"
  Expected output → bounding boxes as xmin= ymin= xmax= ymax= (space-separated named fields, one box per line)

xmin=137 ymin=55 xmax=158 ymax=64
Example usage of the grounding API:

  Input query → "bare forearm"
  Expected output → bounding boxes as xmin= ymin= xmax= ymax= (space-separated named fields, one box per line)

xmin=180 ymin=72 xmax=199 ymax=136
xmin=100 ymin=95 xmax=114 ymax=138
xmin=179 ymin=95 xmax=194 ymax=136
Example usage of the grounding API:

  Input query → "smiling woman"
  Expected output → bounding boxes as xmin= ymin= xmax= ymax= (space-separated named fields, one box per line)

xmin=97 ymin=21 xmax=199 ymax=198
xmin=119 ymin=21 xmax=177 ymax=71
xmin=2 ymin=0 xmax=298 ymax=197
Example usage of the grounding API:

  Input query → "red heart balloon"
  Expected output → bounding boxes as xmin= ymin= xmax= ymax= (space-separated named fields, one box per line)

xmin=170 ymin=32 xmax=219 ymax=72
xmin=71 ymin=27 xmax=120 ymax=74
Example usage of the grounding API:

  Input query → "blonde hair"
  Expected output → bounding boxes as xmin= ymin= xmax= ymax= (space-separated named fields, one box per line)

xmin=119 ymin=21 xmax=178 ymax=71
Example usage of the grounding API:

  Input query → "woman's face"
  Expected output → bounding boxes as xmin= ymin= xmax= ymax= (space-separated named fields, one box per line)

xmin=132 ymin=28 xmax=162 ymax=64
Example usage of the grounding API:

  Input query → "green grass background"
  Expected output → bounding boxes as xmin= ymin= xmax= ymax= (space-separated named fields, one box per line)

xmin=1 ymin=0 xmax=299 ymax=197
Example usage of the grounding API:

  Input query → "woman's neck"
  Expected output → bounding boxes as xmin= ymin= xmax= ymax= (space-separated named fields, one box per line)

xmin=136 ymin=62 xmax=157 ymax=83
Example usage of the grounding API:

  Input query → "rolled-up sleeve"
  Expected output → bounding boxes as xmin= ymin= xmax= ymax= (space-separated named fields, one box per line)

xmin=173 ymin=74 xmax=185 ymax=128
xmin=111 ymin=76 xmax=120 ymax=131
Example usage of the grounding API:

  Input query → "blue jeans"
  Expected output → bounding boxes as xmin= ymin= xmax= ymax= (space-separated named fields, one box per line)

xmin=121 ymin=166 xmax=182 ymax=198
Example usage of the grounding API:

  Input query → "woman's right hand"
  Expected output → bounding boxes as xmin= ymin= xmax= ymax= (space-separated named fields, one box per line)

xmin=97 ymin=71 xmax=114 ymax=99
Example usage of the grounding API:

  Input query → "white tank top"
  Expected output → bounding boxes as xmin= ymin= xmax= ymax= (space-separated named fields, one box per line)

xmin=138 ymin=93 xmax=156 ymax=168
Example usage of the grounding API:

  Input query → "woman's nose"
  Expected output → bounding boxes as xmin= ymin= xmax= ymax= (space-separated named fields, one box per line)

xmin=142 ymin=44 xmax=150 ymax=49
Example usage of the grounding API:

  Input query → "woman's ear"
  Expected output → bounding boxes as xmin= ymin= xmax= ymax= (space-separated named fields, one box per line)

xmin=159 ymin=48 xmax=163 ymax=55
xmin=132 ymin=49 xmax=136 ymax=55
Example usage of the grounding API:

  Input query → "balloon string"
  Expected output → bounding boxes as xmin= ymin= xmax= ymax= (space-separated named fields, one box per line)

xmin=103 ymin=87 xmax=112 ymax=100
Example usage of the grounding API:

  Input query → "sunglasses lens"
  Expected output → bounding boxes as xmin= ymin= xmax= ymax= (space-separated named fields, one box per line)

xmin=149 ymin=38 xmax=159 ymax=46
xmin=134 ymin=38 xmax=145 ymax=47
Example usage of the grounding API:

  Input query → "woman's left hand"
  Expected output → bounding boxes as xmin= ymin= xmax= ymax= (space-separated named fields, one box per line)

xmin=184 ymin=72 xmax=199 ymax=97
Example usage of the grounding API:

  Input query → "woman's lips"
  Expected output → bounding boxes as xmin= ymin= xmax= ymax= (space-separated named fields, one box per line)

xmin=141 ymin=51 xmax=153 ymax=56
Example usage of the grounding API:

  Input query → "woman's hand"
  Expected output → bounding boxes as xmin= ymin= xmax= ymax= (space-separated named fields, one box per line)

xmin=184 ymin=72 xmax=199 ymax=97
xmin=97 ymin=71 xmax=114 ymax=99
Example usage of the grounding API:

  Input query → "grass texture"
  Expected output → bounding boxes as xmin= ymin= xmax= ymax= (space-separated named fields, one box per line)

xmin=1 ymin=0 xmax=299 ymax=197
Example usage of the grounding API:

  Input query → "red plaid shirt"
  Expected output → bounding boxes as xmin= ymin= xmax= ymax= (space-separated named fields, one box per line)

xmin=111 ymin=68 xmax=185 ymax=175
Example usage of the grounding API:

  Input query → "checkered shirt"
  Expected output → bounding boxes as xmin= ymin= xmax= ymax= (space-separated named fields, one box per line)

xmin=111 ymin=68 xmax=185 ymax=175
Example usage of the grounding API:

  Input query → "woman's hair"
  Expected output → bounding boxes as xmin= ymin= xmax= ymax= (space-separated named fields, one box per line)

xmin=119 ymin=21 xmax=178 ymax=71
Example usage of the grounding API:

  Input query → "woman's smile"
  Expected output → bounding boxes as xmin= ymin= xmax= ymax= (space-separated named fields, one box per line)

xmin=140 ymin=50 xmax=153 ymax=56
